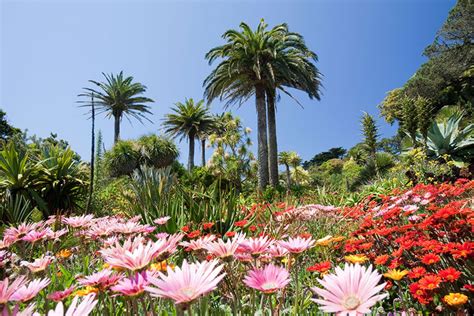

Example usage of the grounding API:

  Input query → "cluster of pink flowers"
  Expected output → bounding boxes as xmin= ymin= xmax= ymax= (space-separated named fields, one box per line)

xmin=0 ymin=210 xmax=392 ymax=315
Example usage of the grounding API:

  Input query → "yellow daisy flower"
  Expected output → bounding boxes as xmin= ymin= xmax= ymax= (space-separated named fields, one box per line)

xmin=383 ymin=269 xmax=409 ymax=281
xmin=444 ymin=293 xmax=468 ymax=307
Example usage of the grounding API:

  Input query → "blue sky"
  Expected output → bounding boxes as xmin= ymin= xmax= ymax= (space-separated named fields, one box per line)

xmin=0 ymin=0 xmax=455 ymax=163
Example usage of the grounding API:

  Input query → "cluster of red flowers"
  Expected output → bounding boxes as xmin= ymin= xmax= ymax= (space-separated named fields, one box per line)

xmin=341 ymin=179 xmax=474 ymax=308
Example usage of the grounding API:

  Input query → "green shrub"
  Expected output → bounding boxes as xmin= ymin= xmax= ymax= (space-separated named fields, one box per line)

xmin=104 ymin=135 xmax=178 ymax=178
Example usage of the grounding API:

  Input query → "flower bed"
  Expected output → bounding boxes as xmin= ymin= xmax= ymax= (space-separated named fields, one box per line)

xmin=0 ymin=180 xmax=472 ymax=315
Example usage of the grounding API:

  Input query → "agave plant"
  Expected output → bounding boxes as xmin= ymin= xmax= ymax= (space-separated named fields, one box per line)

xmin=0 ymin=193 xmax=33 ymax=224
xmin=419 ymin=109 xmax=473 ymax=167
xmin=0 ymin=143 xmax=46 ymax=220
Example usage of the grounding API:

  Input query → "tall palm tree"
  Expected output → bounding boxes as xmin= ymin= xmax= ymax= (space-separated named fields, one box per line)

xmin=204 ymin=20 xmax=288 ymax=191
xmin=265 ymin=28 xmax=321 ymax=187
xmin=79 ymin=71 xmax=154 ymax=144
xmin=163 ymin=99 xmax=214 ymax=171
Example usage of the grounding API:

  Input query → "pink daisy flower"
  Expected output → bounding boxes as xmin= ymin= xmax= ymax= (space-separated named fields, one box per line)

xmin=62 ymin=215 xmax=95 ymax=228
xmin=2 ymin=302 xmax=36 ymax=316
xmin=239 ymin=236 xmax=274 ymax=256
xmin=311 ymin=263 xmax=387 ymax=315
xmin=77 ymin=269 xmax=122 ymax=289
xmin=154 ymin=216 xmax=171 ymax=225
xmin=112 ymin=222 xmax=155 ymax=235
xmin=47 ymin=293 xmax=97 ymax=316
xmin=180 ymin=235 xmax=216 ymax=251
xmin=0 ymin=276 xmax=28 ymax=304
xmin=46 ymin=228 xmax=69 ymax=241
xmin=111 ymin=271 xmax=150 ymax=296
xmin=21 ymin=230 xmax=49 ymax=243
xmin=243 ymin=264 xmax=291 ymax=294
xmin=47 ymin=285 xmax=75 ymax=302
xmin=3 ymin=222 xmax=43 ymax=244
xmin=203 ymin=233 xmax=245 ymax=259
xmin=21 ymin=255 xmax=53 ymax=273
xmin=100 ymin=237 xmax=168 ymax=271
xmin=10 ymin=278 xmax=50 ymax=302
xmin=155 ymin=232 xmax=169 ymax=239
xmin=278 ymin=236 xmax=315 ymax=254
xmin=159 ymin=233 xmax=185 ymax=256
xmin=267 ymin=244 xmax=289 ymax=258
xmin=145 ymin=260 xmax=225 ymax=305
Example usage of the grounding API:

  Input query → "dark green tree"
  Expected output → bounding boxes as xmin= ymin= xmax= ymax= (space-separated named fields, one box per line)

xmin=379 ymin=1 xmax=473 ymax=124
xmin=361 ymin=113 xmax=379 ymax=175
xmin=303 ymin=147 xmax=346 ymax=169
xmin=0 ymin=109 xmax=20 ymax=144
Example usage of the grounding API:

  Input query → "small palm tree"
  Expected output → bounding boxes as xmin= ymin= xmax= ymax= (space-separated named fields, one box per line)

xmin=278 ymin=151 xmax=292 ymax=188
xmin=163 ymin=99 xmax=214 ymax=171
xmin=279 ymin=151 xmax=300 ymax=188
xmin=79 ymin=71 xmax=154 ymax=144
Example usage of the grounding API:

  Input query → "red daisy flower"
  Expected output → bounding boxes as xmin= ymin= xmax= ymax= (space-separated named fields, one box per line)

xmin=408 ymin=267 xmax=426 ymax=279
xmin=439 ymin=267 xmax=461 ymax=282
xmin=306 ymin=261 xmax=331 ymax=273
xmin=421 ymin=253 xmax=440 ymax=265
xmin=418 ymin=274 xmax=442 ymax=290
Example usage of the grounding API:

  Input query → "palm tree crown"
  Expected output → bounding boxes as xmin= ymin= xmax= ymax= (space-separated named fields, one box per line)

xmin=163 ymin=98 xmax=214 ymax=170
xmin=79 ymin=71 xmax=154 ymax=144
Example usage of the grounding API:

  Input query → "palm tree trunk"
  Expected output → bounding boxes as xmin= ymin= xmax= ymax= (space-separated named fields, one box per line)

xmin=201 ymin=138 xmax=206 ymax=167
xmin=256 ymin=85 xmax=269 ymax=191
xmin=285 ymin=164 xmax=291 ymax=188
xmin=188 ymin=135 xmax=195 ymax=171
xmin=266 ymin=88 xmax=278 ymax=188
xmin=114 ymin=115 xmax=121 ymax=144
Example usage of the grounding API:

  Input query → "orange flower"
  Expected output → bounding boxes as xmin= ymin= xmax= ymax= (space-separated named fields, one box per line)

xmin=409 ymin=282 xmax=431 ymax=305
xmin=330 ymin=236 xmax=345 ymax=243
xmin=187 ymin=230 xmax=201 ymax=239
xmin=418 ymin=274 xmax=442 ymax=290
xmin=225 ymin=231 xmax=236 ymax=237
xmin=374 ymin=255 xmax=389 ymax=265
xmin=408 ymin=267 xmax=426 ymax=279
xmin=421 ymin=253 xmax=440 ymax=265
xmin=306 ymin=261 xmax=331 ymax=273
xmin=56 ymin=249 xmax=72 ymax=259
xmin=234 ymin=220 xmax=248 ymax=227
xmin=203 ymin=222 xmax=214 ymax=230
xmin=249 ymin=225 xmax=257 ymax=232
xmin=181 ymin=225 xmax=190 ymax=233
xmin=439 ymin=267 xmax=461 ymax=282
